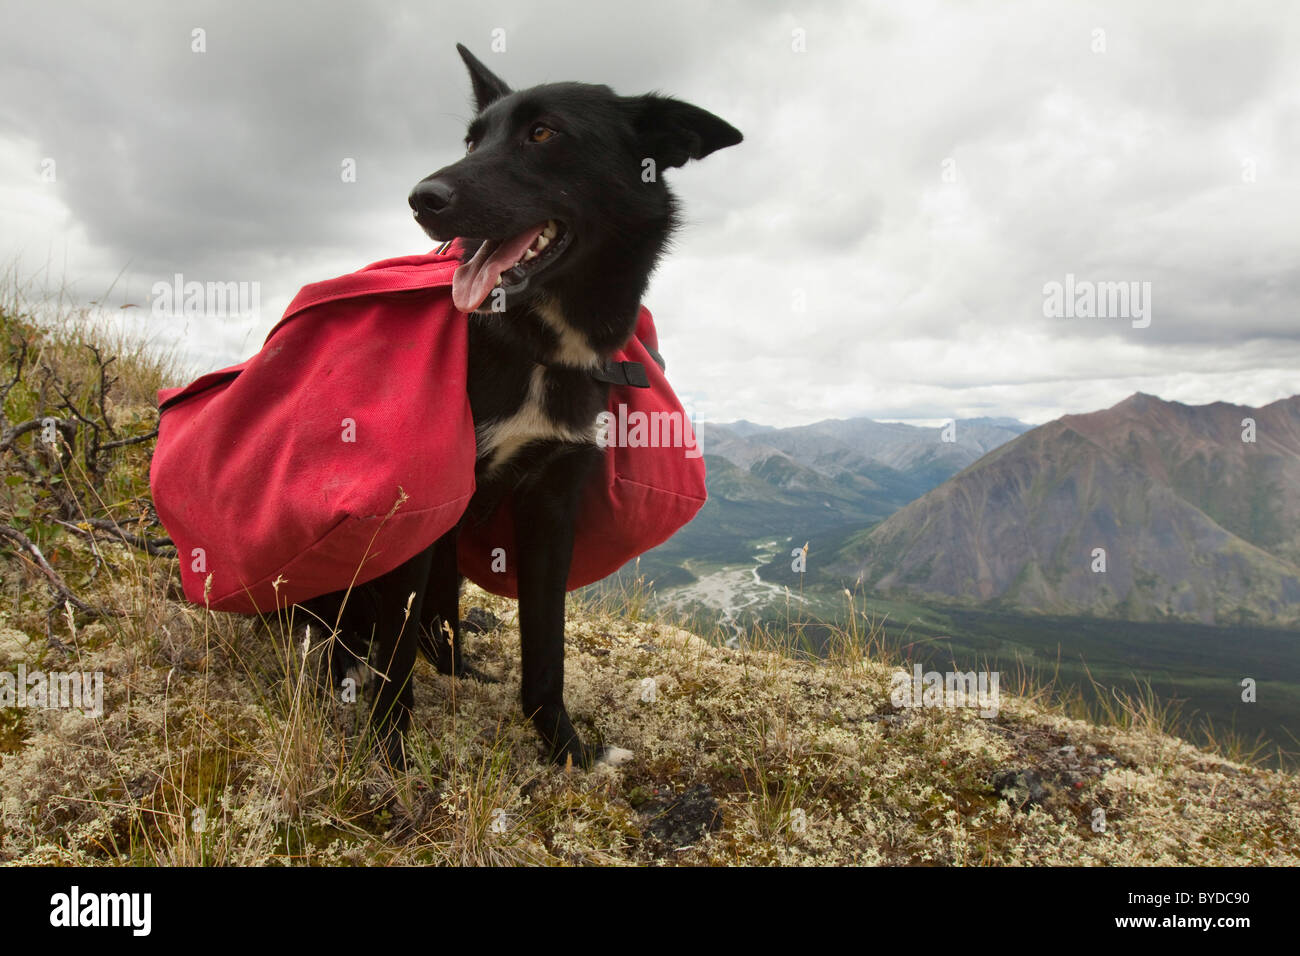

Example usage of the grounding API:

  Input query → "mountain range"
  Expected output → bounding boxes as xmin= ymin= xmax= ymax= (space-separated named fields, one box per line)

xmin=636 ymin=414 xmax=1031 ymax=580
xmin=826 ymin=393 xmax=1300 ymax=626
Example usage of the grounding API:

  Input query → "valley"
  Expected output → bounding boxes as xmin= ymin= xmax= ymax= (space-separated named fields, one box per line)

xmin=601 ymin=394 xmax=1300 ymax=767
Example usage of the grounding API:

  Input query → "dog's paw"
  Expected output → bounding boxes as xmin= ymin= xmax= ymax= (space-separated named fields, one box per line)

xmin=454 ymin=663 xmax=500 ymax=684
xmin=597 ymin=746 xmax=635 ymax=768
xmin=344 ymin=664 xmax=374 ymax=695
xmin=551 ymin=739 xmax=623 ymax=772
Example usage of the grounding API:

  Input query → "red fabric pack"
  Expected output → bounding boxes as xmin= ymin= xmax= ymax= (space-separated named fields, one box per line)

xmin=150 ymin=248 xmax=706 ymax=613
xmin=150 ymin=251 xmax=477 ymax=613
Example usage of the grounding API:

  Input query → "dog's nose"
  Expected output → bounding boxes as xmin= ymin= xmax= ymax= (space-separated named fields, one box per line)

xmin=409 ymin=180 xmax=454 ymax=218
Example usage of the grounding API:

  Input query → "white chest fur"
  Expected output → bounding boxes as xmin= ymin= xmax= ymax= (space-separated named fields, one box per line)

xmin=475 ymin=365 xmax=597 ymax=474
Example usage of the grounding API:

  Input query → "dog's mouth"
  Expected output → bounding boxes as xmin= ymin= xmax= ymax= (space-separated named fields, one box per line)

xmin=452 ymin=220 xmax=571 ymax=313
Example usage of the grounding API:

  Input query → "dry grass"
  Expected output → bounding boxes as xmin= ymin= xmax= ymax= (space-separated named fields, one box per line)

xmin=2 ymin=293 xmax=1299 ymax=866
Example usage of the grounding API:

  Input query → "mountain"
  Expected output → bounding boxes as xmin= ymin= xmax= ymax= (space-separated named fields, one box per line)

xmin=635 ymin=415 xmax=1030 ymax=577
xmin=713 ymin=419 xmax=777 ymax=439
xmin=704 ymin=416 xmax=1032 ymax=479
xmin=828 ymin=393 xmax=1300 ymax=626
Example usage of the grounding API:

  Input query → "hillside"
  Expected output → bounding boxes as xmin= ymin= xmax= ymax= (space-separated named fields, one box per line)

xmin=2 ymin=305 xmax=1298 ymax=865
xmin=832 ymin=394 xmax=1300 ymax=626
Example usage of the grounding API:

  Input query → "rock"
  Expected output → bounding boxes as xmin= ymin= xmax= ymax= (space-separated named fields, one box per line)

xmin=991 ymin=769 xmax=1048 ymax=809
xmin=639 ymin=783 xmax=722 ymax=849
xmin=461 ymin=607 xmax=500 ymax=634
xmin=1055 ymin=745 xmax=1081 ymax=768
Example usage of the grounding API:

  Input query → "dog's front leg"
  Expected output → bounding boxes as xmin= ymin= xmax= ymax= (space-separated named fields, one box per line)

xmin=417 ymin=525 xmax=464 ymax=675
xmin=368 ymin=542 xmax=435 ymax=769
xmin=514 ymin=446 xmax=600 ymax=768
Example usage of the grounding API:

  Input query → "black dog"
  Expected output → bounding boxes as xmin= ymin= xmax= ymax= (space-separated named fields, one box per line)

xmin=304 ymin=44 xmax=740 ymax=769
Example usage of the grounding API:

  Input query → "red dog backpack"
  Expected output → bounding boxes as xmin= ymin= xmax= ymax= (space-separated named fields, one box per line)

xmin=150 ymin=247 xmax=705 ymax=613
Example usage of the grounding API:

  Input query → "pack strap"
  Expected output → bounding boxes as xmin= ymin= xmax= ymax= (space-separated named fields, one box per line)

xmin=588 ymin=360 xmax=650 ymax=389
xmin=548 ymin=346 xmax=665 ymax=388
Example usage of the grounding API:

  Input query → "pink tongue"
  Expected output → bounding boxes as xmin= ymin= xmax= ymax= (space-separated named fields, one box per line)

xmin=451 ymin=225 xmax=546 ymax=312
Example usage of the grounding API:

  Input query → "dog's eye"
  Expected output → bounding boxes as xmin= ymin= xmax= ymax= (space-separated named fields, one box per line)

xmin=529 ymin=124 xmax=556 ymax=143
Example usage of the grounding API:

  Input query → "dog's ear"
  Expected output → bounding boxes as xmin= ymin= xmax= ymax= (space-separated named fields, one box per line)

xmin=456 ymin=43 xmax=511 ymax=111
xmin=624 ymin=94 xmax=743 ymax=170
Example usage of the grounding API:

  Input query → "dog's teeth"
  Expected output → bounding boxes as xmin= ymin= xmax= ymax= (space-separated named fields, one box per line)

xmin=543 ymin=221 xmax=557 ymax=239
xmin=493 ymin=276 xmax=502 ymax=287
xmin=534 ymin=234 xmax=550 ymax=252
xmin=522 ymin=248 xmax=538 ymax=261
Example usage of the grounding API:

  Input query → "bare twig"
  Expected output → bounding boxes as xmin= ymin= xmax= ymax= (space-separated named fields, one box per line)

xmin=101 ymin=427 xmax=158 ymax=451
xmin=0 ymin=417 xmax=43 ymax=453
xmin=0 ymin=522 xmax=106 ymax=616
xmin=0 ymin=416 xmax=72 ymax=481
xmin=52 ymin=516 xmax=176 ymax=556
xmin=50 ymin=375 xmax=100 ymax=475
xmin=87 ymin=344 xmax=119 ymax=438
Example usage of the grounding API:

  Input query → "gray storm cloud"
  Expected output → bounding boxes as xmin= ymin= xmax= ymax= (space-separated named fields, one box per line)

xmin=1 ymin=0 xmax=1297 ymax=426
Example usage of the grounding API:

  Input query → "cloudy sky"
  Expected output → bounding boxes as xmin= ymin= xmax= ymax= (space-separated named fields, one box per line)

xmin=2 ymin=0 xmax=1297 ymax=427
